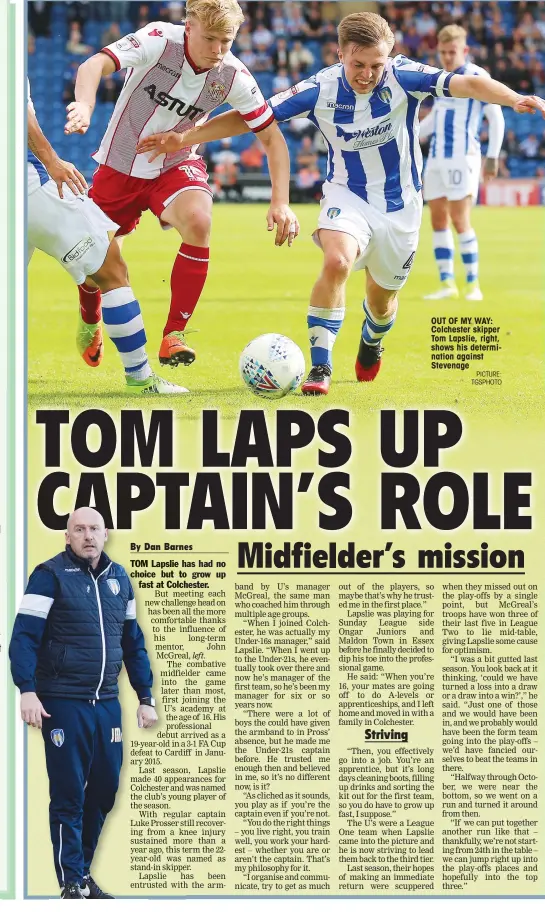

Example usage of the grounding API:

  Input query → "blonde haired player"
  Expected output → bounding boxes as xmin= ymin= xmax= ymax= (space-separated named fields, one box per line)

xmin=65 ymin=0 xmax=298 ymax=374
xmin=420 ymin=24 xmax=505 ymax=301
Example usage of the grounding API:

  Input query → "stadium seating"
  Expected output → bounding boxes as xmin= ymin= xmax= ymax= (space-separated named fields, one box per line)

xmin=27 ymin=0 xmax=545 ymax=184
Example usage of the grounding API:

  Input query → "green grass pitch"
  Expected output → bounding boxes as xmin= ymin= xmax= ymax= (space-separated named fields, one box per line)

xmin=27 ymin=204 xmax=544 ymax=421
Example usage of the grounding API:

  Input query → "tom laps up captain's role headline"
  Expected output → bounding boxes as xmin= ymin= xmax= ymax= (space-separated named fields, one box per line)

xmin=34 ymin=408 xmax=530 ymax=569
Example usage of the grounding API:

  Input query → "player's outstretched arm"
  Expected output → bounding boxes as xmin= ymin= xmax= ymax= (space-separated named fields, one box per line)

xmin=136 ymin=110 xmax=250 ymax=160
xmin=65 ymin=52 xmax=117 ymax=135
xmin=482 ymin=104 xmax=505 ymax=181
xmin=258 ymin=121 xmax=299 ymax=247
xmin=449 ymin=75 xmax=545 ymax=118
xmin=28 ymin=106 xmax=87 ymax=198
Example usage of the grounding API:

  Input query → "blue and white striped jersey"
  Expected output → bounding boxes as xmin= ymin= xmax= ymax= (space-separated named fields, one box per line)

xmin=27 ymin=80 xmax=49 ymax=193
xmin=426 ymin=62 xmax=503 ymax=160
xmin=269 ymin=55 xmax=454 ymax=216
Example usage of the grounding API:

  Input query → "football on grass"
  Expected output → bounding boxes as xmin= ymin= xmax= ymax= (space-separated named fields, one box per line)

xmin=239 ymin=333 xmax=305 ymax=399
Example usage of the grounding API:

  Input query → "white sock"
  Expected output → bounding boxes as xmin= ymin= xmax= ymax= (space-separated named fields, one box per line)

xmin=101 ymin=287 xmax=152 ymax=381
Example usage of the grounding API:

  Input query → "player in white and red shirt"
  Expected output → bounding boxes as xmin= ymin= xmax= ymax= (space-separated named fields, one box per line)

xmin=65 ymin=0 xmax=298 ymax=369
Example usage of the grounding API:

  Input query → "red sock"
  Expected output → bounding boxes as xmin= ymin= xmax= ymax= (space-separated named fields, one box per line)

xmin=163 ymin=243 xmax=209 ymax=336
xmin=78 ymin=283 xmax=102 ymax=325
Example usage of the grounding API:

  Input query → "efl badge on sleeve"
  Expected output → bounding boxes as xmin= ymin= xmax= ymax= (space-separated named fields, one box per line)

xmin=107 ymin=579 xmax=121 ymax=596
xmin=51 ymin=729 xmax=64 ymax=748
xmin=327 ymin=207 xmax=341 ymax=219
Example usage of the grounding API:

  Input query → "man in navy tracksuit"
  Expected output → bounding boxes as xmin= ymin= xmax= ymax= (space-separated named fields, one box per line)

xmin=10 ymin=507 xmax=158 ymax=899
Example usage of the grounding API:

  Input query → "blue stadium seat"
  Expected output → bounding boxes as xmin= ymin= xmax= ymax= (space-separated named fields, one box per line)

xmin=256 ymin=73 xmax=274 ymax=99
xmin=305 ymin=41 xmax=322 ymax=66
xmin=85 ymin=23 xmax=102 ymax=43
xmin=29 ymin=0 xmax=545 ymax=193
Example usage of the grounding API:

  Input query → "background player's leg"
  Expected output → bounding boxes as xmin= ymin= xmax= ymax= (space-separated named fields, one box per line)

xmin=356 ymin=271 xmax=398 ymax=382
xmin=424 ymin=197 xmax=458 ymax=300
xmin=159 ymin=190 xmax=213 ymax=367
xmin=79 ymin=236 xmax=125 ymax=330
xmin=90 ymin=242 xmax=188 ymax=396
xmin=301 ymin=229 xmax=359 ymax=396
xmin=450 ymin=196 xmax=482 ymax=301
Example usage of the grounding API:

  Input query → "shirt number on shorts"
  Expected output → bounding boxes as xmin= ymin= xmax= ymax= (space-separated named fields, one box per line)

xmin=178 ymin=164 xmax=205 ymax=181
xmin=448 ymin=169 xmax=462 ymax=186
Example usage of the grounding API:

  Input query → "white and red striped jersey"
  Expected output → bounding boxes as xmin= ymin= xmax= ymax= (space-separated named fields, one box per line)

xmin=93 ymin=22 xmax=274 ymax=179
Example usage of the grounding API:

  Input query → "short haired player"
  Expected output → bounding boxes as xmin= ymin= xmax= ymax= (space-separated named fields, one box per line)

xmin=420 ymin=24 xmax=505 ymax=302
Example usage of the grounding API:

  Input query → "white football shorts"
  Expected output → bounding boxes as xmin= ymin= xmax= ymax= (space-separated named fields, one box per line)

xmin=423 ymin=155 xmax=481 ymax=203
xmin=313 ymin=182 xmax=422 ymax=291
xmin=28 ymin=172 xmax=118 ymax=285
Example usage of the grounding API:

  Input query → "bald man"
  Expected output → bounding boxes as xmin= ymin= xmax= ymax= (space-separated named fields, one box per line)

xmin=10 ymin=508 xmax=157 ymax=899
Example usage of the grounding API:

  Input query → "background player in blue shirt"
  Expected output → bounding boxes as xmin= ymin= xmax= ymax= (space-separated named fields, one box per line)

xmin=420 ymin=24 xmax=505 ymax=302
xmin=138 ymin=11 xmax=545 ymax=394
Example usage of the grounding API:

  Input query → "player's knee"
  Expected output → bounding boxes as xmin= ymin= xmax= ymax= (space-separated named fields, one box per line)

xmin=181 ymin=209 xmax=212 ymax=245
xmin=112 ymin=259 xmax=129 ymax=286
xmin=452 ymin=217 xmax=471 ymax=234
xmin=372 ymin=302 xmax=391 ymax=319
xmin=323 ymin=250 xmax=352 ymax=282
xmin=369 ymin=294 xmax=396 ymax=320
xmin=93 ymin=256 xmax=129 ymax=291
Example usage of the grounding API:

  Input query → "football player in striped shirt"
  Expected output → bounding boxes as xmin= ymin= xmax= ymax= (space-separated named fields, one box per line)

xmin=65 ymin=0 xmax=298 ymax=371
xmin=28 ymin=83 xmax=187 ymax=395
xmin=138 ymin=11 xmax=545 ymax=394
xmin=421 ymin=25 xmax=505 ymax=302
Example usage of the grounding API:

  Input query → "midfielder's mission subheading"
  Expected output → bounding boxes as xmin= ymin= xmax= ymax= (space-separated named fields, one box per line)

xmin=140 ymin=9 xmax=545 ymax=395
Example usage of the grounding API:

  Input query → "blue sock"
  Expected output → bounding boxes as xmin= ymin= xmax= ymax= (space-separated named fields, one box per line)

xmin=361 ymin=298 xmax=397 ymax=346
xmin=433 ymin=228 xmax=455 ymax=281
xmin=459 ymin=229 xmax=479 ymax=284
xmin=101 ymin=286 xmax=152 ymax=381
xmin=308 ymin=306 xmax=345 ymax=368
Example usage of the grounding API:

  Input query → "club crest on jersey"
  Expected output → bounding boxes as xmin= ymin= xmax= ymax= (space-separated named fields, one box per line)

xmin=206 ymin=81 xmax=227 ymax=103
xmin=327 ymin=207 xmax=341 ymax=220
xmin=51 ymin=729 xmax=64 ymax=748
xmin=107 ymin=579 xmax=120 ymax=596
xmin=378 ymin=86 xmax=392 ymax=105
xmin=148 ymin=28 xmax=163 ymax=37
